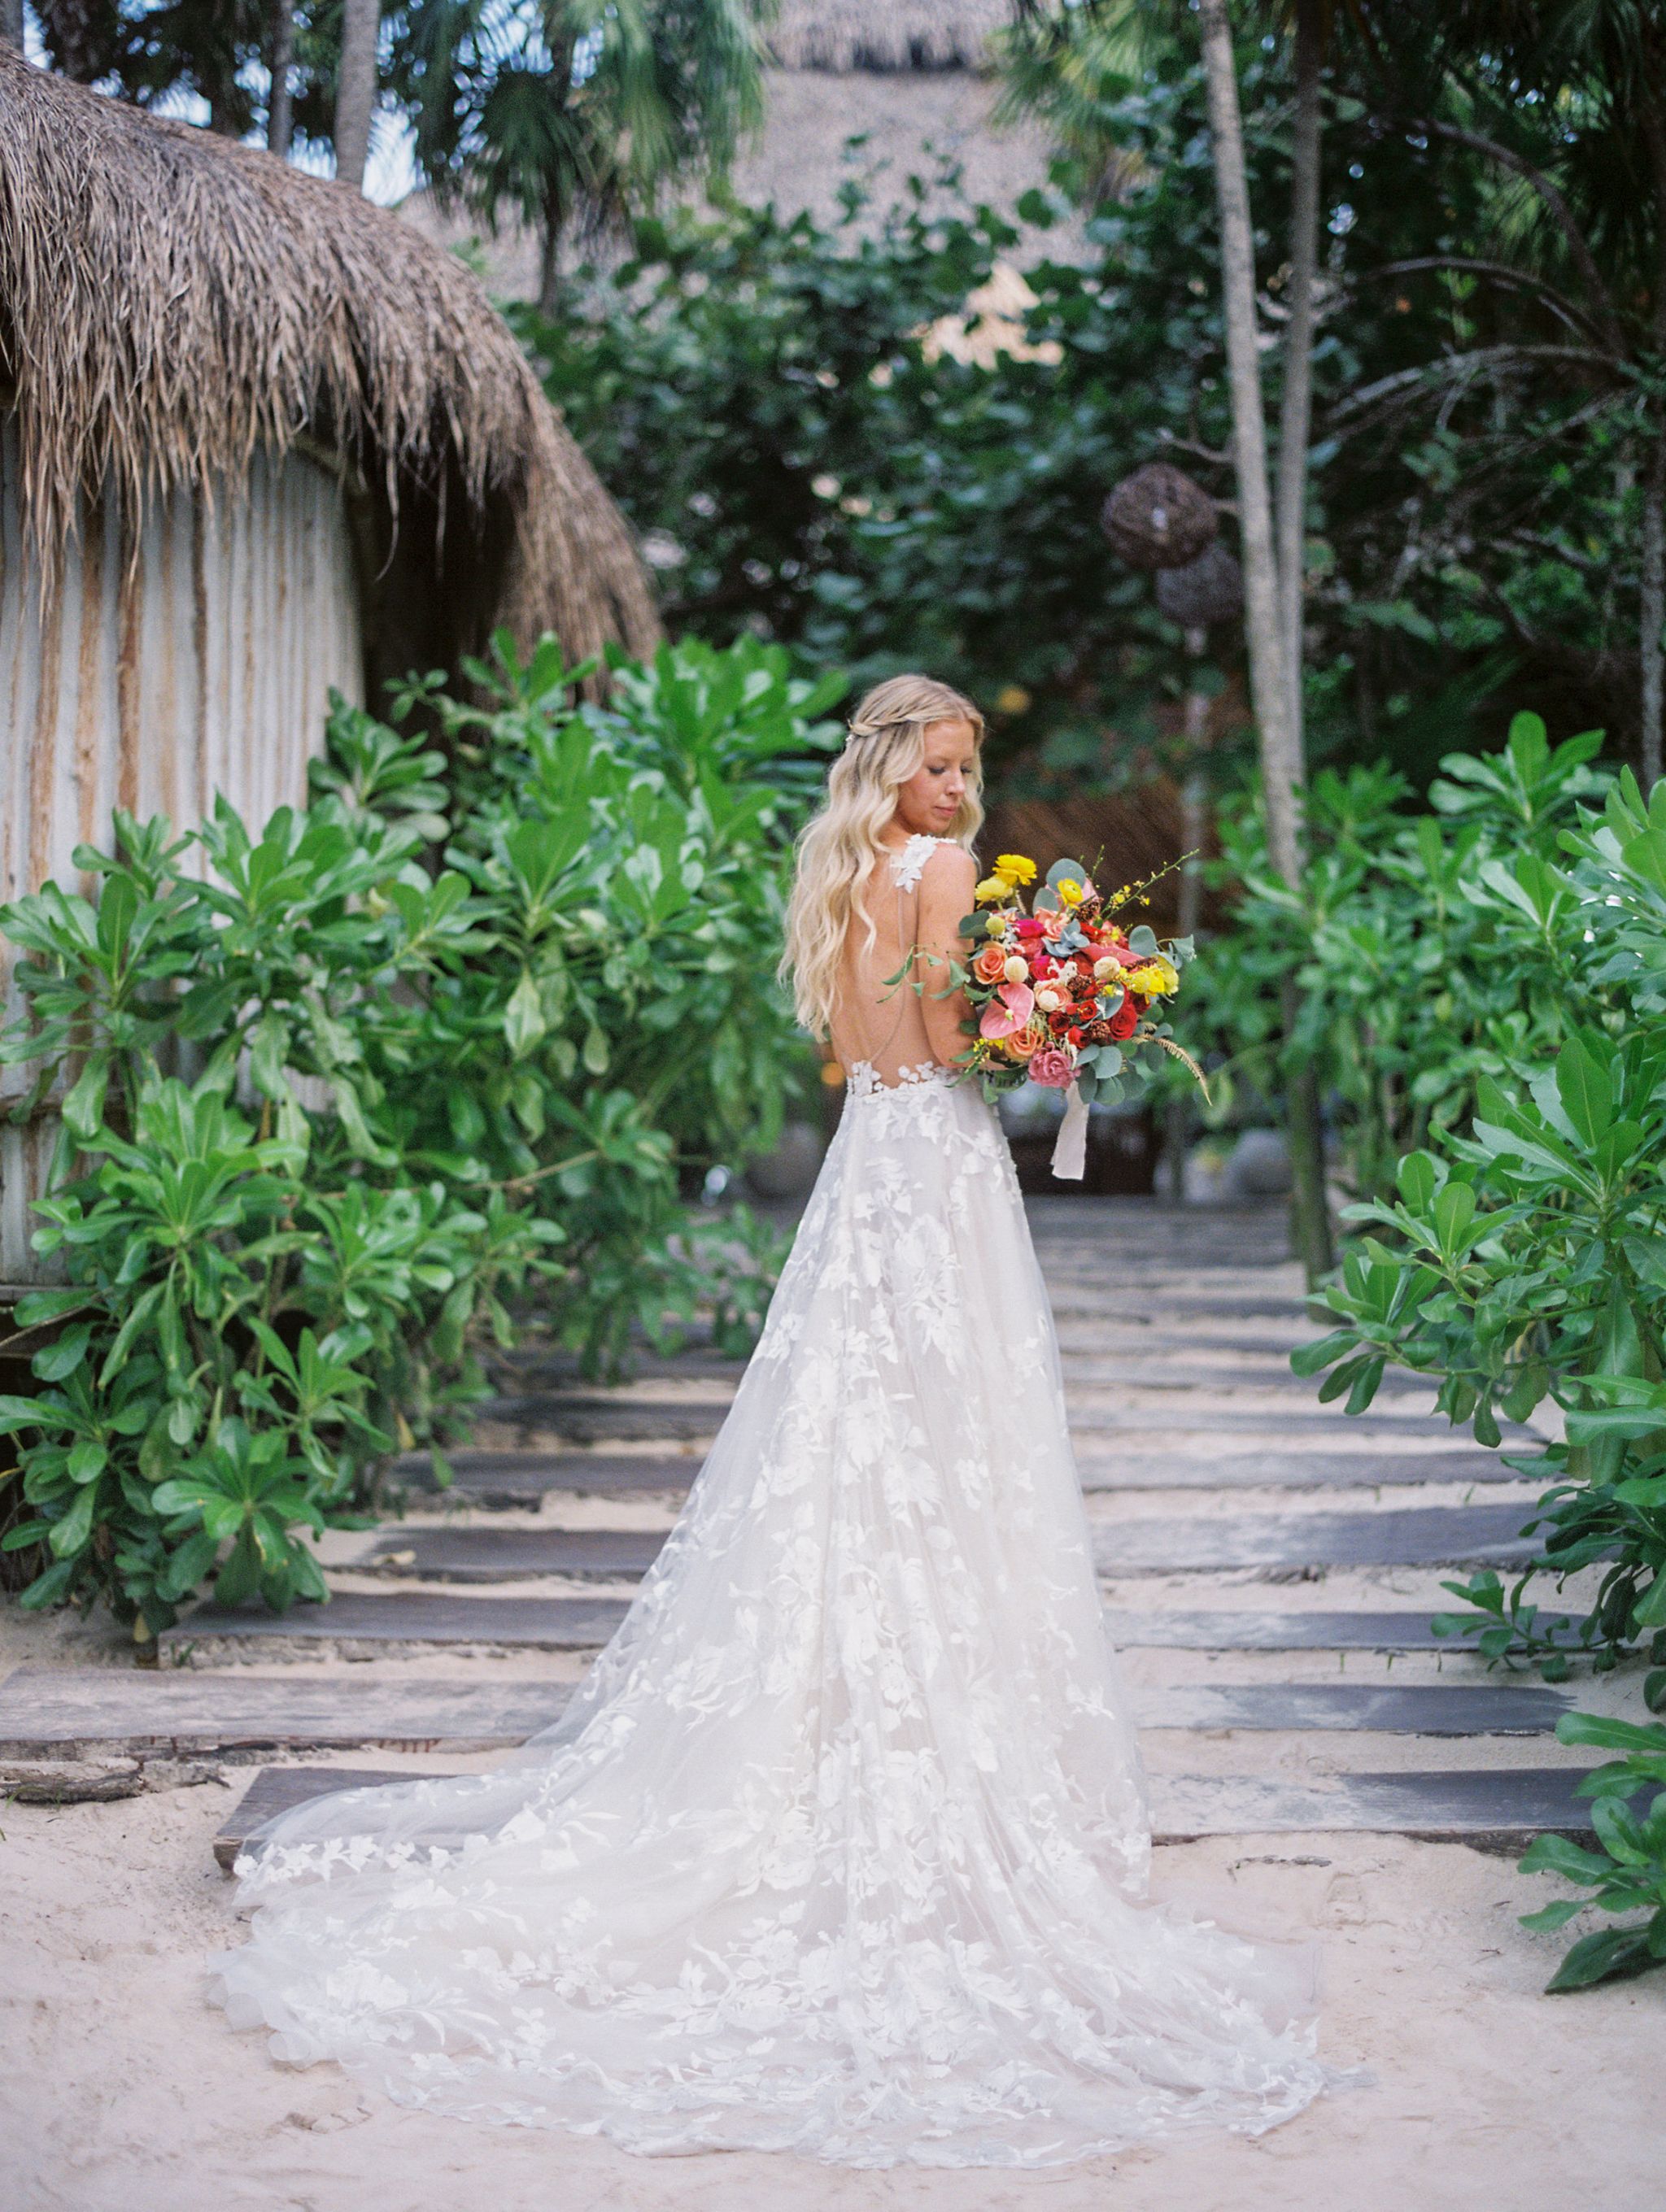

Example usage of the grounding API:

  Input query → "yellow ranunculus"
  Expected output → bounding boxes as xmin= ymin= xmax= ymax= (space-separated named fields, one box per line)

xmin=1127 ymin=957 xmax=1180 ymax=997
xmin=974 ymin=874 xmax=1010 ymax=904
xmin=994 ymin=853 xmax=1037 ymax=886
xmin=1057 ymin=877 xmax=1085 ymax=908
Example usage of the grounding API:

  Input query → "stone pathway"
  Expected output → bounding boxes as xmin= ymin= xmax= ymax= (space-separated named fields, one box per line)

xmin=1 ymin=1197 xmax=1614 ymax=1857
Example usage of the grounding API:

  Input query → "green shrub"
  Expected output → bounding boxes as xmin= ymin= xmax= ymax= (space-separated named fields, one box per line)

xmin=1294 ymin=735 xmax=1666 ymax=1669
xmin=0 ymin=634 xmax=839 ymax=1631
xmin=1519 ymin=1713 xmax=1666 ymax=1992
xmin=1184 ymin=715 xmax=1605 ymax=1199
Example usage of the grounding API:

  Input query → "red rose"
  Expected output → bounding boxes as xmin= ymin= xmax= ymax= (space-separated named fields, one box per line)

xmin=1108 ymin=995 xmax=1140 ymax=1040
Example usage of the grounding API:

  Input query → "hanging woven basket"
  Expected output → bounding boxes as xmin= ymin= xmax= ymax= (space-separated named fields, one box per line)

xmin=1099 ymin=463 xmax=1218 ymax=572
xmin=1155 ymin=540 xmax=1243 ymax=627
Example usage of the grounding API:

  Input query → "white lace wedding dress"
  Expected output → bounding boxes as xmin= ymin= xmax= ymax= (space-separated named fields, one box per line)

xmin=209 ymin=836 xmax=1332 ymax=2166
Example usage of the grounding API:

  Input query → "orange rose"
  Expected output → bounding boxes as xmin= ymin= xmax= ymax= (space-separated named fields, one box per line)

xmin=1001 ymin=1021 xmax=1045 ymax=1061
xmin=972 ymin=943 xmax=1009 ymax=983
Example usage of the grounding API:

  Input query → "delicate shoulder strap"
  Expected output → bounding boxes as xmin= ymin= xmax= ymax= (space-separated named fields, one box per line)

xmin=888 ymin=834 xmax=943 ymax=893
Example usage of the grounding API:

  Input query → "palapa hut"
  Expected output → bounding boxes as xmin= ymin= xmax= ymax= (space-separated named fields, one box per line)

xmin=408 ymin=0 xmax=1067 ymax=294
xmin=0 ymin=52 xmax=659 ymax=1282
xmin=740 ymin=0 xmax=1058 ymax=238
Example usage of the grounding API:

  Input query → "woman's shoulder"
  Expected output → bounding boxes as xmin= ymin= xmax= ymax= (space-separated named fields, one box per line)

xmin=889 ymin=836 xmax=975 ymax=895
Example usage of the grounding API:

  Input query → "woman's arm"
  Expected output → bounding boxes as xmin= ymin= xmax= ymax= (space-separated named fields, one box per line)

xmin=916 ymin=843 xmax=979 ymax=1069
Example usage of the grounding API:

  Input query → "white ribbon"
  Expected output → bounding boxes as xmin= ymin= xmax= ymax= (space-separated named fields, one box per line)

xmin=1049 ymin=1082 xmax=1090 ymax=1181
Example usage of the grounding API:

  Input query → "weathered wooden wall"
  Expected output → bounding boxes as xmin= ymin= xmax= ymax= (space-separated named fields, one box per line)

xmin=981 ymin=784 xmax=1228 ymax=939
xmin=0 ymin=422 xmax=363 ymax=1282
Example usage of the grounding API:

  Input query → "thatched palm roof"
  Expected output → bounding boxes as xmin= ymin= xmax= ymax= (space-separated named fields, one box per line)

xmin=0 ymin=52 xmax=660 ymax=673
xmin=767 ymin=0 xmax=1010 ymax=72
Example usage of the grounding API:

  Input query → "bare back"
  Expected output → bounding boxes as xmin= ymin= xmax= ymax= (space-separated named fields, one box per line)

xmin=828 ymin=835 xmax=975 ymax=1086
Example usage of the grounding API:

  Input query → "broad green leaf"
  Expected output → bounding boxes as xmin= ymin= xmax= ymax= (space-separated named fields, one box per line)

xmin=1545 ymin=1927 xmax=1658 ymax=1993
xmin=1395 ymin=1150 xmax=1439 ymax=1213
xmin=66 ymin=1439 xmax=107 ymax=1485
xmin=1555 ymin=1039 xmax=1612 ymax=1149
xmin=33 ymin=1324 xmax=93 ymax=1383
xmin=1557 ymin=1711 xmax=1666 ymax=1756
xmin=504 ymin=969 xmax=547 ymax=1059
xmin=48 ymin=1483 xmax=98 ymax=1559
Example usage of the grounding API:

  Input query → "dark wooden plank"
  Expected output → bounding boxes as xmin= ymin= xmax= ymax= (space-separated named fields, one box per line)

xmin=346 ymin=1503 xmax=1534 ymax=1583
xmin=1093 ymin=1503 xmax=1538 ymax=1573
xmin=159 ymin=1590 xmax=1518 ymax=1657
xmin=1069 ymin=1407 xmax=1533 ymax=1439
xmin=358 ymin=1526 xmax=664 ymax=1581
xmin=214 ymin=1760 xmax=1599 ymax=1870
xmin=1153 ymin=1766 xmax=1600 ymax=1851
xmin=1066 ymin=1365 xmax=1435 ymax=1396
xmin=482 ymin=1395 xmax=724 ymax=1445
xmin=1051 ymin=1295 xmax=1311 ymax=1322
xmin=1061 ymin=1332 xmax=1316 ymax=1358
xmin=158 ymin=1591 xmax=630 ymax=1656
xmin=2 ymin=1663 xmax=1557 ymax=1761
xmin=492 ymin=1352 xmax=751 ymax=1388
xmin=1136 ymin=1683 xmax=1568 ymax=1734
xmin=395 ymin=1449 xmax=699 ymax=1504
xmin=0 ymin=1667 xmax=569 ymax=1757
xmin=1102 ymin=1609 xmax=1502 ymax=1650
xmin=0 ymin=1668 xmax=1558 ymax=1761
xmin=214 ymin=1764 xmax=460 ymax=1867
xmin=1078 ymin=1448 xmax=1527 ymax=1491
xmin=388 ymin=1441 xmax=1524 ymax=1512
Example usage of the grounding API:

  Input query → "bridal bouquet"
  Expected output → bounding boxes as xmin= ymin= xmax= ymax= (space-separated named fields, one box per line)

xmin=959 ymin=851 xmax=1201 ymax=1178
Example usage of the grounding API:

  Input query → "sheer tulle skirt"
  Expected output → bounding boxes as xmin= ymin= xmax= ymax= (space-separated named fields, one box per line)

xmin=208 ymin=1067 xmax=1334 ymax=2166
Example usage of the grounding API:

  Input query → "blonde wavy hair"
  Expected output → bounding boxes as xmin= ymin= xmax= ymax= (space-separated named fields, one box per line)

xmin=781 ymin=673 xmax=985 ymax=1039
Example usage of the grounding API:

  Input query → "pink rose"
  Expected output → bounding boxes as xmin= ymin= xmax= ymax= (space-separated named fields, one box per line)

xmin=1029 ymin=1047 xmax=1075 ymax=1089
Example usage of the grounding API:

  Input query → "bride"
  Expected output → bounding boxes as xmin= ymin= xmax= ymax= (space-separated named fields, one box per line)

xmin=211 ymin=675 xmax=1334 ymax=2166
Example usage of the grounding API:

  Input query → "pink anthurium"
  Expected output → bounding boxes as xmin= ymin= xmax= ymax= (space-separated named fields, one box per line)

xmin=979 ymin=981 xmax=1035 ymax=1039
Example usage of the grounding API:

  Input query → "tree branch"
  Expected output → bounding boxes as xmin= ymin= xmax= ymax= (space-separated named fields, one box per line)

xmin=1331 ymin=343 xmax=1629 ymax=423
xmin=1411 ymin=120 xmax=1628 ymax=355
xmin=1353 ymin=258 xmax=1613 ymax=346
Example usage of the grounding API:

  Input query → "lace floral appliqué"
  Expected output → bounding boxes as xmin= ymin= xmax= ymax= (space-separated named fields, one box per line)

xmin=208 ymin=1044 xmax=1334 ymax=2168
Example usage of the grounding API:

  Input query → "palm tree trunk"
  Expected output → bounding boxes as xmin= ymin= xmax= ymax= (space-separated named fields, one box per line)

xmin=1198 ymin=0 xmax=1332 ymax=1278
xmin=268 ymin=0 xmax=295 ymax=158
xmin=1274 ymin=0 xmax=1321 ymax=745
xmin=334 ymin=0 xmax=380 ymax=193
xmin=1163 ymin=628 xmax=1212 ymax=1205
xmin=1197 ymin=0 xmax=1300 ymax=881
xmin=539 ymin=211 xmax=565 ymax=320
xmin=1642 ymin=428 xmax=1665 ymax=790
xmin=0 ymin=2 xmax=24 ymax=53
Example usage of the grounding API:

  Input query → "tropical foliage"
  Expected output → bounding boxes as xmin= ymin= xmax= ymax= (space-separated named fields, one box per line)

xmin=0 ymin=634 xmax=838 ymax=1632
xmin=1273 ymin=721 xmax=1666 ymax=1674
xmin=1519 ymin=1711 xmax=1666 ymax=1993
xmin=1187 ymin=715 xmax=1606 ymax=1202
xmin=526 ymin=42 xmax=1665 ymax=798
xmin=395 ymin=0 xmax=767 ymax=311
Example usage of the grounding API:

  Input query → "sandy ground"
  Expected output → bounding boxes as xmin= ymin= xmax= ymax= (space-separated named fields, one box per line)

xmin=5 ymin=1768 xmax=1663 ymax=2212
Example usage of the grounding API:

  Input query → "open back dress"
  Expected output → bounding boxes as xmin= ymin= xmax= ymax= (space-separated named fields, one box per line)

xmin=208 ymin=832 xmax=1332 ymax=2167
